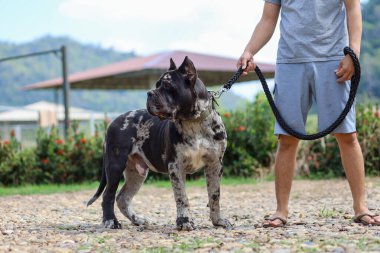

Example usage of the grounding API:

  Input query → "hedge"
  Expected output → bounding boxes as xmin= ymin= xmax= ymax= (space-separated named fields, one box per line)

xmin=0 ymin=96 xmax=379 ymax=186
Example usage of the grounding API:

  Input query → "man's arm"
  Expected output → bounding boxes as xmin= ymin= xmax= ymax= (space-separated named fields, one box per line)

xmin=345 ymin=0 xmax=362 ymax=57
xmin=336 ymin=0 xmax=362 ymax=82
xmin=237 ymin=2 xmax=280 ymax=75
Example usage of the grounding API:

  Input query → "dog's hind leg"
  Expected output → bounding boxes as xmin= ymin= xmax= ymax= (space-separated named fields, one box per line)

xmin=116 ymin=154 xmax=150 ymax=226
xmin=102 ymin=152 xmax=125 ymax=229
xmin=204 ymin=160 xmax=232 ymax=229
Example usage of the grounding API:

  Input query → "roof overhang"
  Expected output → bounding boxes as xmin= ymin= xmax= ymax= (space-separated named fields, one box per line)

xmin=23 ymin=50 xmax=275 ymax=90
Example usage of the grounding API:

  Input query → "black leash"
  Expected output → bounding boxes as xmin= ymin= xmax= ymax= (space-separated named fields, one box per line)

xmin=212 ymin=47 xmax=361 ymax=140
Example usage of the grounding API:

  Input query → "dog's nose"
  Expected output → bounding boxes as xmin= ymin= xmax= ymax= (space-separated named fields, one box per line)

xmin=147 ymin=90 xmax=154 ymax=97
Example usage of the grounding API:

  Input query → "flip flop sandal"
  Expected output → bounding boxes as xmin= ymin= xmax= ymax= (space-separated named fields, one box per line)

xmin=353 ymin=213 xmax=380 ymax=226
xmin=263 ymin=216 xmax=287 ymax=228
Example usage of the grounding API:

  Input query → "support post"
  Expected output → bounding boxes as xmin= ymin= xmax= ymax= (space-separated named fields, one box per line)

xmin=61 ymin=46 xmax=70 ymax=139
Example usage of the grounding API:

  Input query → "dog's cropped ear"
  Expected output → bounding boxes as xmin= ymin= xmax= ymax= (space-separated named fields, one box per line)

xmin=169 ymin=58 xmax=176 ymax=71
xmin=178 ymin=56 xmax=197 ymax=86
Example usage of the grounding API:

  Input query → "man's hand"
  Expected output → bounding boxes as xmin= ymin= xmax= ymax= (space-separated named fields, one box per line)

xmin=237 ymin=51 xmax=256 ymax=76
xmin=335 ymin=54 xmax=355 ymax=83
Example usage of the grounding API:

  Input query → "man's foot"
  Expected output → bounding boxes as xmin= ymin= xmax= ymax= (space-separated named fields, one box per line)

xmin=262 ymin=212 xmax=287 ymax=228
xmin=353 ymin=213 xmax=380 ymax=226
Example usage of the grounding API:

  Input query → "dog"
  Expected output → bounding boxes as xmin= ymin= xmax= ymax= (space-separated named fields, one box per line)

xmin=87 ymin=57 xmax=232 ymax=231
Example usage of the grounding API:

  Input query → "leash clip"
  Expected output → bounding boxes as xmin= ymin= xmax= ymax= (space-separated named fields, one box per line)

xmin=211 ymin=87 xmax=227 ymax=99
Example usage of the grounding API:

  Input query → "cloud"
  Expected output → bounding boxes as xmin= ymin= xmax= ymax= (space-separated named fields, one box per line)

xmin=59 ymin=0 xmax=279 ymax=62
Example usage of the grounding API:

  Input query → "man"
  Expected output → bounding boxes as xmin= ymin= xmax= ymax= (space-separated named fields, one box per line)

xmin=237 ymin=0 xmax=380 ymax=227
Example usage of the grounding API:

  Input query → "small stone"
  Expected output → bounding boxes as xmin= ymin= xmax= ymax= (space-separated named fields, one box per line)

xmin=2 ymin=230 xmax=14 ymax=235
xmin=343 ymin=245 xmax=357 ymax=253
xmin=293 ymin=220 xmax=307 ymax=225
xmin=62 ymin=239 xmax=76 ymax=244
xmin=333 ymin=247 xmax=345 ymax=253
xmin=272 ymin=249 xmax=291 ymax=253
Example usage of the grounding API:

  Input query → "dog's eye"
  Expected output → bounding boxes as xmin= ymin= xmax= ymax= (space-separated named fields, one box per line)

xmin=162 ymin=80 xmax=171 ymax=89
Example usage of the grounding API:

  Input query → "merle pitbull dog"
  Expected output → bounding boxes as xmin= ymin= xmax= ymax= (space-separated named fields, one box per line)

xmin=87 ymin=57 xmax=232 ymax=231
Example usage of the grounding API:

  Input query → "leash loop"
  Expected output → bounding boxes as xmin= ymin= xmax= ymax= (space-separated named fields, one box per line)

xmin=216 ymin=47 xmax=361 ymax=140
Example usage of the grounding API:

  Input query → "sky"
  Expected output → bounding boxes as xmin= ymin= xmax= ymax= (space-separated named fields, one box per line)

xmin=0 ymin=0 xmax=279 ymax=62
xmin=0 ymin=0 xmax=368 ymax=100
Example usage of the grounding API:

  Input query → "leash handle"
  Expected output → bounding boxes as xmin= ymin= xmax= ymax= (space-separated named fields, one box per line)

xmin=213 ymin=47 xmax=360 ymax=140
xmin=255 ymin=46 xmax=361 ymax=140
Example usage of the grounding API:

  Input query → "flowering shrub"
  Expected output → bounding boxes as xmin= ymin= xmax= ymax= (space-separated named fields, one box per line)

xmin=0 ymin=100 xmax=379 ymax=185
xmin=0 ymin=131 xmax=31 ymax=185
xmin=222 ymin=94 xmax=277 ymax=177
xmin=298 ymin=102 xmax=380 ymax=177
xmin=0 ymin=121 xmax=105 ymax=186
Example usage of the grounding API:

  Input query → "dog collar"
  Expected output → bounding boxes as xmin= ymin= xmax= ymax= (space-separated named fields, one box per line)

xmin=186 ymin=105 xmax=212 ymax=123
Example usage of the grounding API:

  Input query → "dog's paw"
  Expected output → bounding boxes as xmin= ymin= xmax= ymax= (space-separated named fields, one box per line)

xmin=103 ymin=219 xmax=122 ymax=229
xmin=176 ymin=217 xmax=195 ymax=231
xmin=130 ymin=215 xmax=152 ymax=226
xmin=212 ymin=218 xmax=233 ymax=230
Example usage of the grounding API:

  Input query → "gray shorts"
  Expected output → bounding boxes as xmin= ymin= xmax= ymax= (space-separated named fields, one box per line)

xmin=274 ymin=60 xmax=356 ymax=136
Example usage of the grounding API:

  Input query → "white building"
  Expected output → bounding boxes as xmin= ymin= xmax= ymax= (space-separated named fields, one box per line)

xmin=0 ymin=101 xmax=107 ymax=146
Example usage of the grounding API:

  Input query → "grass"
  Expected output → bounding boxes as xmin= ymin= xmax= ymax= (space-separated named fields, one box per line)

xmin=0 ymin=181 xmax=99 ymax=197
xmin=2 ymin=175 xmax=378 ymax=197
xmin=318 ymin=205 xmax=339 ymax=218
xmin=140 ymin=237 xmax=221 ymax=253
xmin=147 ymin=176 xmax=260 ymax=188
xmin=0 ymin=177 xmax=261 ymax=197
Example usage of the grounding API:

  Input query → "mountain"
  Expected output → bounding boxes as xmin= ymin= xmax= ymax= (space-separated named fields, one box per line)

xmin=0 ymin=36 xmax=245 ymax=112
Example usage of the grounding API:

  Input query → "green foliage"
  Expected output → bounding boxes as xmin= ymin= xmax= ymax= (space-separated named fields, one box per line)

xmin=0 ymin=99 xmax=379 ymax=185
xmin=222 ymin=93 xmax=277 ymax=177
xmin=298 ymin=102 xmax=380 ymax=178
xmin=356 ymin=102 xmax=380 ymax=175
xmin=360 ymin=0 xmax=380 ymax=98
xmin=0 ymin=132 xmax=36 ymax=185
xmin=0 ymin=121 xmax=105 ymax=186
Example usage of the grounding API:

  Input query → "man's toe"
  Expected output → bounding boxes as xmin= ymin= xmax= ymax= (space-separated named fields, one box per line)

xmin=270 ymin=219 xmax=283 ymax=227
xmin=373 ymin=215 xmax=380 ymax=224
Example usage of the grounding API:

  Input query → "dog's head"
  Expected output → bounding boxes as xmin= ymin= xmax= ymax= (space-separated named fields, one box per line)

xmin=146 ymin=57 xmax=209 ymax=121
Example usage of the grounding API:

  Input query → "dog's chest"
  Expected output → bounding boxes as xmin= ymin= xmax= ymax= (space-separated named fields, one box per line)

xmin=175 ymin=133 xmax=222 ymax=174
xmin=183 ymin=138 xmax=208 ymax=172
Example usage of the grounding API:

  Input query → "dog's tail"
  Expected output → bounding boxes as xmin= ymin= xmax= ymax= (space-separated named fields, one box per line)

xmin=87 ymin=148 xmax=107 ymax=207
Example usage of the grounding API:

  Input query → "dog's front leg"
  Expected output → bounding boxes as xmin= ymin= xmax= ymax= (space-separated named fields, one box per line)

xmin=168 ymin=163 xmax=195 ymax=231
xmin=205 ymin=161 xmax=232 ymax=229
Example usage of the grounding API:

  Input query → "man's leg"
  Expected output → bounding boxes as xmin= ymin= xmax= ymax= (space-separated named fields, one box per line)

xmin=335 ymin=132 xmax=380 ymax=224
xmin=267 ymin=62 xmax=310 ymax=227
xmin=263 ymin=134 xmax=299 ymax=227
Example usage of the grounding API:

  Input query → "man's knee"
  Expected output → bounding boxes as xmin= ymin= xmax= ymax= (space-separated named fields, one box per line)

xmin=278 ymin=134 xmax=299 ymax=150
xmin=335 ymin=132 xmax=359 ymax=147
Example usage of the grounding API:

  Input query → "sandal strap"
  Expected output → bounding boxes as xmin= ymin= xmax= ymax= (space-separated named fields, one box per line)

xmin=264 ymin=216 xmax=287 ymax=225
xmin=354 ymin=213 xmax=380 ymax=222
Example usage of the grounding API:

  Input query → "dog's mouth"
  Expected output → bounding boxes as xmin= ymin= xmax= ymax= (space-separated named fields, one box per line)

xmin=147 ymin=97 xmax=178 ymax=121
xmin=156 ymin=111 xmax=177 ymax=121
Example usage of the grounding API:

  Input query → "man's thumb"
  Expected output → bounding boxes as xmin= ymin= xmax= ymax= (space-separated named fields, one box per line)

xmin=242 ymin=61 xmax=247 ymax=70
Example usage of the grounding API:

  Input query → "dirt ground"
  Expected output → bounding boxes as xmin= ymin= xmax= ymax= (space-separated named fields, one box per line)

xmin=1 ymin=179 xmax=380 ymax=253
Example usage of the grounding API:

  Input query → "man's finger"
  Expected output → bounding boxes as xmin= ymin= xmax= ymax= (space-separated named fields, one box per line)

xmin=337 ymin=72 xmax=351 ymax=83
xmin=242 ymin=59 xmax=248 ymax=70
xmin=335 ymin=69 xmax=344 ymax=77
xmin=247 ymin=61 xmax=253 ymax=70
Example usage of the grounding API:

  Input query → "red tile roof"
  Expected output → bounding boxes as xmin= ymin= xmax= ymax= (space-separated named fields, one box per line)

xmin=23 ymin=50 xmax=275 ymax=90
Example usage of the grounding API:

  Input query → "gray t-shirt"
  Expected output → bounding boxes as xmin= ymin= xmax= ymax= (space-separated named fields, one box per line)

xmin=265 ymin=0 xmax=348 ymax=63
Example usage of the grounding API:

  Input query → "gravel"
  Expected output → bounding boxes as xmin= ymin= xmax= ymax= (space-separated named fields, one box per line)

xmin=0 ymin=179 xmax=379 ymax=252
